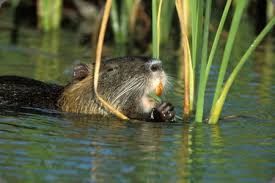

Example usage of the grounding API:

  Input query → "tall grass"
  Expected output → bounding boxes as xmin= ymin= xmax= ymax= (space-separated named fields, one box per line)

xmin=159 ymin=0 xmax=175 ymax=44
xmin=211 ymin=0 xmax=247 ymax=111
xmin=175 ymin=0 xmax=192 ymax=120
xmin=111 ymin=0 xmax=136 ymax=46
xmin=195 ymin=0 xmax=212 ymax=122
xmin=94 ymin=0 xmax=129 ymax=120
xmin=209 ymin=17 xmax=275 ymax=124
xmin=37 ymin=0 xmax=63 ymax=32
xmin=196 ymin=0 xmax=233 ymax=122
xmin=29 ymin=0 xmax=274 ymax=123
xmin=174 ymin=0 xmax=275 ymax=123
xmin=152 ymin=0 xmax=158 ymax=58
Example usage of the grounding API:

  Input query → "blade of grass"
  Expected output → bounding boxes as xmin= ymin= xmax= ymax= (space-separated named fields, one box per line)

xmin=195 ymin=0 xmax=212 ymax=122
xmin=156 ymin=0 xmax=163 ymax=58
xmin=52 ymin=0 xmax=63 ymax=29
xmin=121 ymin=0 xmax=134 ymax=44
xmin=152 ymin=0 xmax=158 ymax=58
xmin=190 ymin=0 xmax=198 ymax=70
xmin=183 ymin=0 xmax=190 ymax=36
xmin=159 ymin=0 xmax=175 ymax=43
xmin=37 ymin=0 xmax=63 ymax=31
xmin=184 ymin=1 xmax=194 ymax=113
xmin=195 ymin=0 xmax=203 ymax=69
xmin=94 ymin=0 xmax=129 ymax=120
xmin=211 ymin=0 xmax=248 ymax=110
xmin=209 ymin=17 xmax=275 ymax=124
xmin=176 ymin=0 xmax=193 ymax=120
xmin=205 ymin=0 xmax=232 ymax=93
xmin=110 ymin=0 xmax=121 ymax=43
xmin=190 ymin=0 xmax=203 ymax=111
xmin=196 ymin=0 xmax=232 ymax=122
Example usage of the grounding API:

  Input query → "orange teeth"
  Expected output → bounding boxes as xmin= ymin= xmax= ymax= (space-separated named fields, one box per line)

xmin=156 ymin=82 xmax=163 ymax=96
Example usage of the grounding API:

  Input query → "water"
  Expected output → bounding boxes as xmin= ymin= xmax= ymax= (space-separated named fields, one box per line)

xmin=0 ymin=9 xmax=275 ymax=183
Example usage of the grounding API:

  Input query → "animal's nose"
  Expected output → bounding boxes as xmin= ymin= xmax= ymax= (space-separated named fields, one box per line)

xmin=149 ymin=60 xmax=162 ymax=72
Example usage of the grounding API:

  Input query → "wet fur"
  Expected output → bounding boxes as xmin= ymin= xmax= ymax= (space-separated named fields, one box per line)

xmin=0 ymin=76 xmax=63 ymax=109
xmin=0 ymin=56 xmax=168 ymax=121
xmin=59 ymin=57 xmax=167 ymax=120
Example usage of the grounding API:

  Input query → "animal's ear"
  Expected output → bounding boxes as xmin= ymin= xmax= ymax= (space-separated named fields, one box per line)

xmin=73 ymin=63 xmax=90 ymax=81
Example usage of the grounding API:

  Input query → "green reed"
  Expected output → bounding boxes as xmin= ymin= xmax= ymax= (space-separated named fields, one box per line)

xmin=195 ymin=0 xmax=212 ymax=122
xmin=159 ymin=0 xmax=175 ymax=44
xmin=152 ymin=0 xmax=158 ymax=58
xmin=211 ymin=0 xmax=247 ymax=111
xmin=173 ymin=0 xmax=275 ymax=123
xmin=37 ymin=0 xmax=63 ymax=32
xmin=111 ymin=0 xmax=135 ymax=46
xmin=11 ymin=0 xmax=20 ymax=8
xmin=196 ymin=0 xmax=233 ymax=122
xmin=209 ymin=17 xmax=275 ymax=124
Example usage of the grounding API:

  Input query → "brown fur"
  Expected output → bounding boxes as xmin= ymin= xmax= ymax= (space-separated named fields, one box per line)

xmin=58 ymin=56 xmax=167 ymax=120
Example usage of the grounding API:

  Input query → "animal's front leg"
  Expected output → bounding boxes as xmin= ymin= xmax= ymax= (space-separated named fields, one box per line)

xmin=149 ymin=102 xmax=176 ymax=122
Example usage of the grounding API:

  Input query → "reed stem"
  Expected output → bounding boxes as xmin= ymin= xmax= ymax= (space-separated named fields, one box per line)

xmin=94 ymin=0 xmax=129 ymax=120
xmin=195 ymin=0 xmax=212 ymax=122
xmin=176 ymin=0 xmax=192 ymax=120
xmin=37 ymin=0 xmax=63 ymax=32
xmin=211 ymin=0 xmax=247 ymax=110
xmin=156 ymin=0 xmax=163 ymax=59
xmin=209 ymin=17 xmax=275 ymax=124
xmin=152 ymin=0 xmax=158 ymax=58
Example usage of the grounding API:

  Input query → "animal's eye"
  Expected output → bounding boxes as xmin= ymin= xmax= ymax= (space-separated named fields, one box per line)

xmin=107 ymin=66 xmax=118 ymax=72
xmin=107 ymin=68 xmax=114 ymax=72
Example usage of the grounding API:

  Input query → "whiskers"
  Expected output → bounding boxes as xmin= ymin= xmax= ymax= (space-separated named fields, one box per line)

xmin=108 ymin=76 xmax=147 ymax=107
xmin=163 ymin=74 xmax=175 ymax=96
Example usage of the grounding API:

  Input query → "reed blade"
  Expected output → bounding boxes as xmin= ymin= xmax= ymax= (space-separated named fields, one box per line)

xmin=211 ymin=0 xmax=247 ymax=112
xmin=205 ymin=0 xmax=232 ymax=93
xmin=94 ymin=0 xmax=129 ymax=120
xmin=209 ymin=17 xmax=275 ymax=124
xmin=195 ymin=0 xmax=212 ymax=122
xmin=176 ymin=0 xmax=193 ymax=120
xmin=156 ymin=0 xmax=163 ymax=58
xmin=152 ymin=0 xmax=158 ymax=58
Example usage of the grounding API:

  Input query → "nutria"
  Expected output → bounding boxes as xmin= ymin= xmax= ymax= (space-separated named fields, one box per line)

xmin=0 ymin=56 xmax=175 ymax=122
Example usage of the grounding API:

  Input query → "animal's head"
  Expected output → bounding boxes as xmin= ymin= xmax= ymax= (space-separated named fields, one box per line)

xmin=65 ymin=56 xmax=168 ymax=118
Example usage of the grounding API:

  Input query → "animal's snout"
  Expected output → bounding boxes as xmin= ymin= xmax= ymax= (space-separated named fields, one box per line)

xmin=148 ymin=60 xmax=162 ymax=72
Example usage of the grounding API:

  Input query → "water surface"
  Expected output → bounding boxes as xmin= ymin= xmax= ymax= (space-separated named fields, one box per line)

xmin=0 ymin=9 xmax=275 ymax=183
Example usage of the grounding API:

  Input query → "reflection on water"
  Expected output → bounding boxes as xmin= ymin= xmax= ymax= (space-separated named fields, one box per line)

xmin=0 ymin=7 xmax=275 ymax=183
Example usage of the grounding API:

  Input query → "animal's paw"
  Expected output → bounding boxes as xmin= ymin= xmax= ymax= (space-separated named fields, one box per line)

xmin=150 ymin=102 xmax=176 ymax=122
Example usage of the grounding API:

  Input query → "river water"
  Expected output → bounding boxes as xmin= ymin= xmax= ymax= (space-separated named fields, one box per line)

xmin=0 ymin=8 xmax=275 ymax=183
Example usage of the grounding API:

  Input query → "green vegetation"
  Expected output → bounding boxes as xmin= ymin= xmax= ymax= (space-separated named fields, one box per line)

xmin=177 ymin=0 xmax=274 ymax=124
xmin=94 ymin=0 xmax=129 ymax=120
xmin=111 ymin=0 xmax=136 ymax=46
xmin=37 ymin=0 xmax=63 ymax=32
xmin=6 ymin=0 xmax=274 ymax=123
xmin=209 ymin=17 xmax=275 ymax=124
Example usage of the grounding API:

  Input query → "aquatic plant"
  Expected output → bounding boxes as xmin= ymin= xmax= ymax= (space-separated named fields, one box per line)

xmin=111 ymin=0 xmax=136 ymax=46
xmin=37 ymin=0 xmax=63 ymax=32
xmin=152 ymin=0 xmax=158 ymax=58
xmin=175 ymin=0 xmax=193 ymax=120
xmin=209 ymin=17 xmax=275 ymax=124
xmin=174 ymin=0 xmax=275 ymax=124
xmin=94 ymin=0 xmax=129 ymax=120
xmin=153 ymin=0 xmax=176 ymax=58
xmin=159 ymin=0 xmax=175 ymax=44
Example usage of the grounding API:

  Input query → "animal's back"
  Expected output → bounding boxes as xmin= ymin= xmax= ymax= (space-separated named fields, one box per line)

xmin=0 ymin=76 xmax=64 ymax=109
